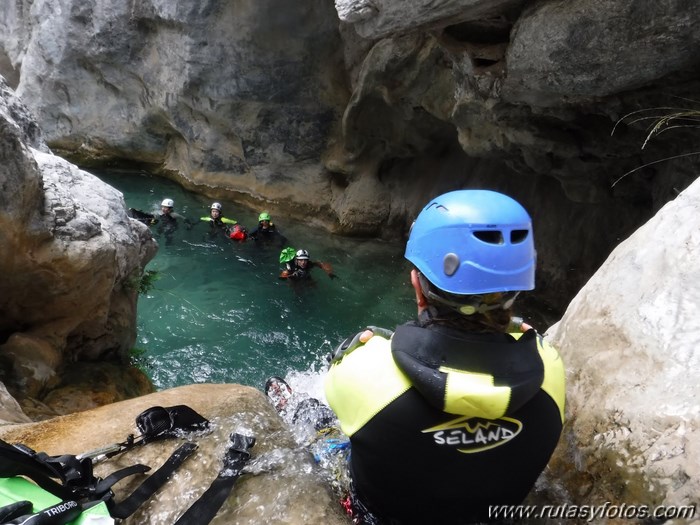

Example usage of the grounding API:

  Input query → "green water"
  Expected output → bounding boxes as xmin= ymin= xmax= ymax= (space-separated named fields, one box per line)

xmin=94 ymin=170 xmax=416 ymax=392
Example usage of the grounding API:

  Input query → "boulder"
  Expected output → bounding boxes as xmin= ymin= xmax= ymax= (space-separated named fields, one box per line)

xmin=0 ymin=384 xmax=349 ymax=525
xmin=546 ymin=177 xmax=700 ymax=512
xmin=335 ymin=0 xmax=522 ymax=39
xmin=0 ymin=382 xmax=31 ymax=425
xmin=503 ymin=0 xmax=700 ymax=105
xmin=0 ymin=75 xmax=157 ymax=406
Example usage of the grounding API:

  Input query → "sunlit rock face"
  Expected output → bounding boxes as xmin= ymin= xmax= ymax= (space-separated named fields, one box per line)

xmin=0 ymin=384 xmax=350 ymax=525
xmin=0 ymin=76 xmax=157 ymax=405
xmin=546 ymin=178 xmax=700 ymax=512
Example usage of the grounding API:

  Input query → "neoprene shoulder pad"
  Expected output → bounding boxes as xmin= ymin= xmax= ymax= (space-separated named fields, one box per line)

xmin=330 ymin=326 xmax=394 ymax=364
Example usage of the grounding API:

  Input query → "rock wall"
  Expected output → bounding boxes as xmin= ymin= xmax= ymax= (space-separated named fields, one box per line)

xmin=0 ymin=0 xmax=347 ymax=221
xmin=0 ymin=76 xmax=157 ymax=416
xmin=545 ymin=177 xmax=700 ymax=515
xmin=330 ymin=0 xmax=700 ymax=309
xmin=1 ymin=0 xmax=699 ymax=512
xmin=2 ymin=0 xmax=699 ymax=313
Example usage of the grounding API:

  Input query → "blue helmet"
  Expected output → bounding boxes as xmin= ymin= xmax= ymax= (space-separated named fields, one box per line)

xmin=405 ymin=190 xmax=535 ymax=296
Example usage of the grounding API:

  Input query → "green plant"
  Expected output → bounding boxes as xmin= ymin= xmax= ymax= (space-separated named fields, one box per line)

xmin=128 ymin=347 xmax=153 ymax=379
xmin=611 ymin=103 xmax=700 ymax=187
xmin=138 ymin=269 xmax=161 ymax=294
xmin=129 ymin=347 xmax=147 ymax=360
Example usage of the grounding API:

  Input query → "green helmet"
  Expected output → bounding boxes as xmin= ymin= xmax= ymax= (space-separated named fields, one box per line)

xmin=258 ymin=211 xmax=271 ymax=222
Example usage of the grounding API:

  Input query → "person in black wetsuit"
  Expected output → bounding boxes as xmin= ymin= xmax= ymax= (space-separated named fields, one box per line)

xmin=324 ymin=190 xmax=566 ymax=525
xmin=198 ymin=202 xmax=247 ymax=241
xmin=155 ymin=198 xmax=194 ymax=243
xmin=279 ymin=249 xmax=336 ymax=280
xmin=249 ymin=211 xmax=287 ymax=247
xmin=127 ymin=198 xmax=193 ymax=245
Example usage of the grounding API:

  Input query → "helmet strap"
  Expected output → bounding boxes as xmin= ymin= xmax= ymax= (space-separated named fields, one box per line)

xmin=417 ymin=305 xmax=442 ymax=325
xmin=417 ymin=273 xmax=518 ymax=316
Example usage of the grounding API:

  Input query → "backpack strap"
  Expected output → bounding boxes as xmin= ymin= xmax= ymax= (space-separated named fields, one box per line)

xmin=0 ymin=439 xmax=148 ymax=504
xmin=0 ymin=500 xmax=33 ymax=522
xmin=171 ymin=434 xmax=254 ymax=525
xmin=0 ymin=405 xmax=210 ymax=521
xmin=93 ymin=464 xmax=151 ymax=497
xmin=0 ymin=441 xmax=75 ymax=500
xmin=109 ymin=442 xmax=198 ymax=519
xmin=2 ymin=499 xmax=83 ymax=525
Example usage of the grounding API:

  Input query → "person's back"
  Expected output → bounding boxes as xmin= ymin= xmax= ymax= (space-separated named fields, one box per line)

xmin=324 ymin=190 xmax=565 ymax=524
xmin=328 ymin=325 xmax=563 ymax=524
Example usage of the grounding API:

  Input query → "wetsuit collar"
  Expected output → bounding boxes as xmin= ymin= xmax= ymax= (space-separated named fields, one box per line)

xmin=391 ymin=323 xmax=544 ymax=418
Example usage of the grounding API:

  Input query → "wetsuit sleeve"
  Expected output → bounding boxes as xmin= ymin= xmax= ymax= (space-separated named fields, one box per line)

xmin=511 ymin=332 xmax=565 ymax=423
xmin=278 ymin=262 xmax=292 ymax=279
xmin=537 ymin=337 xmax=565 ymax=423
xmin=324 ymin=335 xmax=411 ymax=437
xmin=313 ymin=261 xmax=335 ymax=278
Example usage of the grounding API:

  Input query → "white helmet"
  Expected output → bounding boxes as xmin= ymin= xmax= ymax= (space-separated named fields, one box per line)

xmin=211 ymin=202 xmax=222 ymax=211
xmin=295 ymin=249 xmax=310 ymax=260
xmin=161 ymin=198 xmax=174 ymax=208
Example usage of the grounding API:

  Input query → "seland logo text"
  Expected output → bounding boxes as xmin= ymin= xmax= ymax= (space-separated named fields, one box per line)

xmin=422 ymin=416 xmax=522 ymax=453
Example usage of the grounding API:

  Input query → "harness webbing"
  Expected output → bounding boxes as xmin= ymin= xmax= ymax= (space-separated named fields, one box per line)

xmin=172 ymin=434 xmax=255 ymax=525
xmin=3 ymin=499 xmax=83 ymax=525
xmin=109 ymin=442 xmax=198 ymax=519
xmin=0 ymin=404 xmax=211 ymax=522
xmin=0 ymin=501 xmax=32 ymax=523
xmin=93 ymin=464 xmax=150 ymax=497
xmin=0 ymin=440 xmax=98 ymax=501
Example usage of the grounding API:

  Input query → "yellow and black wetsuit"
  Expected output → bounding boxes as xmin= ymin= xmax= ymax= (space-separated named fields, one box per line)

xmin=200 ymin=215 xmax=237 ymax=228
xmin=325 ymin=322 xmax=565 ymax=525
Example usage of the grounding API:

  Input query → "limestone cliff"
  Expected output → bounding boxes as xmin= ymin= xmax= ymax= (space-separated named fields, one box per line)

xmin=546 ymin=176 xmax=700 ymax=518
xmin=0 ymin=77 xmax=156 ymax=418
xmin=0 ymin=0 xmax=347 ymax=225
xmin=2 ymin=2 xmax=700 ymax=516
xmin=2 ymin=0 xmax=698 ymax=312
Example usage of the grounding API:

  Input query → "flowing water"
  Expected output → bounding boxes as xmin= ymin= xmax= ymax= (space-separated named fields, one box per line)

xmin=94 ymin=170 xmax=416 ymax=396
